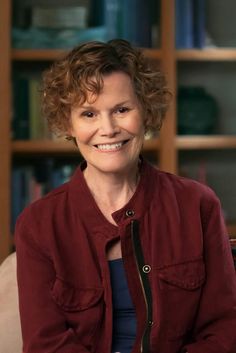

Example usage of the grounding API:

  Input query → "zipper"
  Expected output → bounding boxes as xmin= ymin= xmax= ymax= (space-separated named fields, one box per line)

xmin=131 ymin=220 xmax=153 ymax=353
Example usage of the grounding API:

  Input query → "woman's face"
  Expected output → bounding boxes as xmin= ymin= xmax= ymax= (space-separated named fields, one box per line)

xmin=69 ymin=72 xmax=145 ymax=176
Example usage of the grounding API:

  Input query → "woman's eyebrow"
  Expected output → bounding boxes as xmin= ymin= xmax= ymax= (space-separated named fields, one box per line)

xmin=79 ymin=100 xmax=131 ymax=111
xmin=112 ymin=100 xmax=131 ymax=108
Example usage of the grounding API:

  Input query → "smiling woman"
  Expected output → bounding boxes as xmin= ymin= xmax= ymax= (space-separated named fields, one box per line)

xmin=15 ymin=40 xmax=236 ymax=353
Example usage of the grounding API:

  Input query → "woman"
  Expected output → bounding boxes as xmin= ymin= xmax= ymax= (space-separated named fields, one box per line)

xmin=15 ymin=39 xmax=236 ymax=353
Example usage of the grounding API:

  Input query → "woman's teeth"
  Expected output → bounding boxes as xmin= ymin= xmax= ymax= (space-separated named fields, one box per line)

xmin=96 ymin=142 xmax=123 ymax=151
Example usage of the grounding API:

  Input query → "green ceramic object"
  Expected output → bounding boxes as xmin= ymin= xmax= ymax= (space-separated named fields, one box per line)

xmin=178 ymin=86 xmax=219 ymax=135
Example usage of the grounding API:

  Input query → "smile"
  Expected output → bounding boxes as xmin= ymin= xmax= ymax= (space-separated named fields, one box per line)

xmin=95 ymin=140 xmax=129 ymax=151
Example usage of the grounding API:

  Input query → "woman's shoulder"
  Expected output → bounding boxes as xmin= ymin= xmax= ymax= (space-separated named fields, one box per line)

xmin=152 ymin=166 xmax=218 ymax=204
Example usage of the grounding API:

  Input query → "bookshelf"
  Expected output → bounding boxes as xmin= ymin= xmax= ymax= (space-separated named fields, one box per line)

xmin=176 ymin=48 xmax=236 ymax=61
xmin=1 ymin=0 xmax=236 ymax=263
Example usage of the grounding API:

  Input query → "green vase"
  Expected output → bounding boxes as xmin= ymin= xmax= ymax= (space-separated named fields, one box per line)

xmin=178 ymin=86 xmax=219 ymax=135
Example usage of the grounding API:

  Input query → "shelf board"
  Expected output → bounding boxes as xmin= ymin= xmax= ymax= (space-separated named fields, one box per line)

xmin=12 ymin=48 xmax=162 ymax=61
xmin=176 ymin=48 xmax=236 ymax=61
xmin=12 ymin=140 xmax=78 ymax=153
xmin=176 ymin=135 xmax=236 ymax=150
xmin=12 ymin=138 xmax=160 ymax=154
xmin=12 ymin=49 xmax=67 ymax=61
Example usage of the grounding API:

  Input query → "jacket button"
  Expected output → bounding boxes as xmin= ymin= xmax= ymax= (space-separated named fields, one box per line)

xmin=125 ymin=209 xmax=135 ymax=217
xmin=142 ymin=265 xmax=151 ymax=273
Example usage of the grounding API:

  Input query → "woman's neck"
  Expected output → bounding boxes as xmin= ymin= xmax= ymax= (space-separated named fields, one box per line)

xmin=83 ymin=163 xmax=140 ymax=213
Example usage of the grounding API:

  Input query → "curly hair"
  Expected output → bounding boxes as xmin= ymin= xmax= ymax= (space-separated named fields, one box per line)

xmin=41 ymin=39 xmax=171 ymax=138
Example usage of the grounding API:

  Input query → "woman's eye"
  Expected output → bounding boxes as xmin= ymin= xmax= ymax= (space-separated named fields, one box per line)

xmin=116 ymin=107 xmax=129 ymax=114
xmin=81 ymin=111 xmax=95 ymax=118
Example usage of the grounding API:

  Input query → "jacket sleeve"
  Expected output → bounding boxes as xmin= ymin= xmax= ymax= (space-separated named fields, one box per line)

xmin=15 ymin=210 xmax=91 ymax=353
xmin=182 ymin=193 xmax=236 ymax=353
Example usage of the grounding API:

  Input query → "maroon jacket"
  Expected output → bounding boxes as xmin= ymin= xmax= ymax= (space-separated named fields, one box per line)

xmin=15 ymin=159 xmax=236 ymax=353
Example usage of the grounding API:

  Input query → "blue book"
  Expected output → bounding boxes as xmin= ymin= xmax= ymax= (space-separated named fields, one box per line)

xmin=175 ymin=0 xmax=194 ymax=49
xmin=104 ymin=0 xmax=121 ymax=40
xmin=11 ymin=168 xmax=24 ymax=231
xmin=121 ymin=0 xmax=152 ymax=47
xmin=193 ymin=0 xmax=205 ymax=48
xmin=89 ymin=0 xmax=105 ymax=26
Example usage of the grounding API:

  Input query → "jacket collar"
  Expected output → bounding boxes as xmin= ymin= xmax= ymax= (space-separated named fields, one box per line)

xmin=68 ymin=157 xmax=158 ymax=237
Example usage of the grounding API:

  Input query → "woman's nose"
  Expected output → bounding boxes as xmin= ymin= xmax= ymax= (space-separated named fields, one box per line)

xmin=99 ymin=115 xmax=120 ymax=136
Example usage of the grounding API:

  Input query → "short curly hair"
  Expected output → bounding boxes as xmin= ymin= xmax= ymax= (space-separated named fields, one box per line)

xmin=41 ymin=39 xmax=171 ymax=138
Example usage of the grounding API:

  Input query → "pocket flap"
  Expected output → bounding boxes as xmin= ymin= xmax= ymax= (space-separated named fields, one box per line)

xmin=51 ymin=278 xmax=103 ymax=311
xmin=157 ymin=258 xmax=205 ymax=290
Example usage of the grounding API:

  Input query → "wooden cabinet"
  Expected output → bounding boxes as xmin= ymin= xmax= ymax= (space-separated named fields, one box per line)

xmin=1 ymin=0 xmax=236 ymax=263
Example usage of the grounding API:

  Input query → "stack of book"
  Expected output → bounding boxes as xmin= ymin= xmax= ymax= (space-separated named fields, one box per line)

xmin=31 ymin=5 xmax=89 ymax=30
xmin=12 ymin=1 xmax=107 ymax=48
xmin=12 ymin=0 xmax=159 ymax=49
xmin=11 ymin=161 xmax=76 ymax=230
xmin=12 ymin=76 xmax=50 ymax=140
xmin=104 ymin=0 xmax=154 ymax=47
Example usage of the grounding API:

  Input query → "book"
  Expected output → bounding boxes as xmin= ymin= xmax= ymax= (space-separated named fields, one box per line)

xmin=12 ymin=77 xmax=30 ymax=140
xmin=120 ymin=0 xmax=152 ymax=47
xmin=11 ymin=168 xmax=24 ymax=231
xmin=193 ymin=0 xmax=206 ymax=48
xmin=175 ymin=0 xmax=194 ymax=49
xmin=31 ymin=6 xmax=89 ymax=29
xmin=29 ymin=78 xmax=50 ymax=140
xmin=104 ymin=0 xmax=121 ymax=40
xmin=29 ymin=78 xmax=41 ymax=140
xmin=11 ymin=162 xmax=76 ymax=229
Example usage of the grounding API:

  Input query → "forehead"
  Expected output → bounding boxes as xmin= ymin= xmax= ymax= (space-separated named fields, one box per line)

xmin=85 ymin=72 xmax=136 ymax=104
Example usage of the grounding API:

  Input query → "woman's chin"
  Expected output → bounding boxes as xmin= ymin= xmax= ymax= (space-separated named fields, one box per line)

xmin=87 ymin=158 xmax=138 ymax=176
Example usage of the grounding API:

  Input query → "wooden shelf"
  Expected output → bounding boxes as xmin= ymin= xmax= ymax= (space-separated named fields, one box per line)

xmin=176 ymin=48 xmax=236 ymax=61
xmin=12 ymin=138 xmax=160 ymax=154
xmin=12 ymin=48 xmax=162 ymax=61
xmin=12 ymin=48 xmax=236 ymax=62
xmin=12 ymin=140 xmax=78 ymax=154
xmin=176 ymin=135 xmax=236 ymax=150
xmin=12 ymin=49 xmax=68 ymax=61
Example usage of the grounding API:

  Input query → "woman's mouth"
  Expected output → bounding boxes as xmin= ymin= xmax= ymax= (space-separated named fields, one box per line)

xmin=95 ymin=140 xmax=129 ymax=151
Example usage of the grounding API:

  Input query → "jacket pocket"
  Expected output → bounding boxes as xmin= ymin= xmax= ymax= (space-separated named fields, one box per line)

xmin=51 ymin=278 xmax=104 ymax=343
xmin=156 ymin=257 xmax=205 ymax=340
xmin=157 ymin=257 xmax=205 ymax=290
xmin=51 ymin=277 xmax=103 ymax=312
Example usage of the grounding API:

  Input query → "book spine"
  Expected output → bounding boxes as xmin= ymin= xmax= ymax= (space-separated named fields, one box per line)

xmin=29 ymin=78 xmax=40 ymax=139
xmin=175 ymin=0 xmax=194 ymax=49
xmin=104 ymin=0 xmax=121 ymax=40
xmin=121 ymin=0 xmax=152 ymax=47
xmin=12 ymin=77 xmax=30 ymax=139
xmin=193 ymin=0 xmax=206 ymax=48
xmin=29 ymin=77 xmax=50 ymax=139
xmin=11 ymin=168 xmax=24 ymax=231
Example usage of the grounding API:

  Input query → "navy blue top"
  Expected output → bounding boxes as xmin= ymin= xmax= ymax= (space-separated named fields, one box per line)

xmin=109 ymin=258 xmax=137 ymax=353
